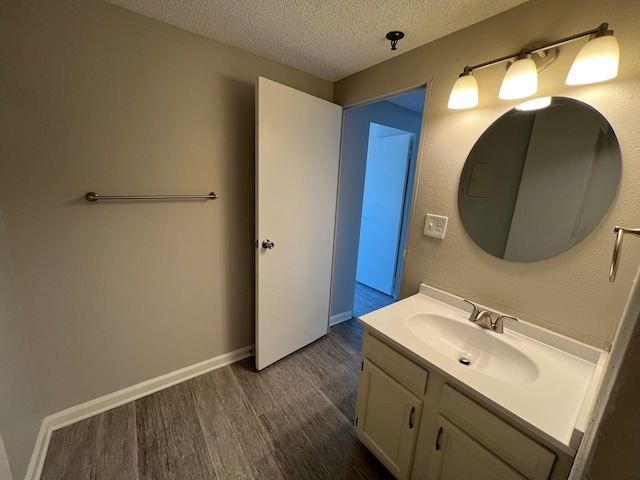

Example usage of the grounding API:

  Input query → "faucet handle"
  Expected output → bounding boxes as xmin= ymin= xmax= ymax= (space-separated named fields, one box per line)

xmin=493 ymin=315 xmax=518 ymax=334
xmin=463 ymin=299 xmax=479 ymax=322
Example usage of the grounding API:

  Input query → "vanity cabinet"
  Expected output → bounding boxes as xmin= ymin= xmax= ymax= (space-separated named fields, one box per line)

xmin=355 ymin=331 xmax=573 ymax=480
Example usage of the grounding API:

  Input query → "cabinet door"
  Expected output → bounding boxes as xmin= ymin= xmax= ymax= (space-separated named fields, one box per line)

xmin=438 ymin=385 xmax=556 ymax=480
xmin=427 ymin=416 xmax=527 ymax=480
xmin=355 ymin=360 xmax=422 ymax=480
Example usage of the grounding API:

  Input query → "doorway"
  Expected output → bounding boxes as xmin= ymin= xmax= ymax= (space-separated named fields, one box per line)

xmin=330 ymin=88 xmax=426 ymax=324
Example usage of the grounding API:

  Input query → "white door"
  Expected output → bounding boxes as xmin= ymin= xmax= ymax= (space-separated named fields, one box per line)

xmin=356 ymin=133 xmax=412 ymax=295
xmin=255 ymin=77 xmax=342 ymax=370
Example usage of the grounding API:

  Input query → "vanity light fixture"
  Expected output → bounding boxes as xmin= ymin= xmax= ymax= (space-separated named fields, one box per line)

xmin=448 ymin=23 xmax=619 ymax=110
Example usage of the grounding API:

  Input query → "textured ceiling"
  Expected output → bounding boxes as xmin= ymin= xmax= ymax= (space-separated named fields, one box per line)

xmin=103 ymin=0 xmax=528 ymax=81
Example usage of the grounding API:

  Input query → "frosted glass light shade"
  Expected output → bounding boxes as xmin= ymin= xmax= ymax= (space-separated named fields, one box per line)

xmin=566 ymin=35 xmax=619 ymax=85
xmin=499 ymin=57 xmax=538 ymax=100
xmin=448 ymin=74 xmax=478 ymax=109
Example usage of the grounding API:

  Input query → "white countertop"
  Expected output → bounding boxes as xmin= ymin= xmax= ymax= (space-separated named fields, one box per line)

xmin=358 ymin=284 xmax=607 ymax=455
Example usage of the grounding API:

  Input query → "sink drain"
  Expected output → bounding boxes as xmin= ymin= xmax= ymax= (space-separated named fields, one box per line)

xmin=459 ymin=357 xmax=471 ymax=366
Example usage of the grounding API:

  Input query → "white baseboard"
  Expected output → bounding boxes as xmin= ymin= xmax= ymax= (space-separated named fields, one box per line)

xmin=25 ymin=344 xmax=253 ymax=480
xmin=24 ymin=420 xmax=51 ymax=480
xmin=330 ymin=310 xmax=353 ymax=326
xmin=48 ymin=344 xmax=254 ymax=431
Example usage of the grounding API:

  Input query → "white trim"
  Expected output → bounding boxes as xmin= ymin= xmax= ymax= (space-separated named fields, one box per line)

xmin=24 ymin=419 xmax=51 ymax=480
xmin=25 ymin=345 xmax=253 ymax=480
xmin=330 ymin=310 xmax=353 ymax=326
xmin=48 ymin=345 xmax=253 ymax=431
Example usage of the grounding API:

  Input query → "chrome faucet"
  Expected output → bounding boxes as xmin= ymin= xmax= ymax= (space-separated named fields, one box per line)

xmin=463 ymin=300 xmax=518 ymax=334
xmin=473 ymin=310 xmax=495 ymax=330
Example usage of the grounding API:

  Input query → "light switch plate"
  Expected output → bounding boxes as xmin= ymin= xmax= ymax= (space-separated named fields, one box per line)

xmin=424 ymin=214 xmax=448 ymax=239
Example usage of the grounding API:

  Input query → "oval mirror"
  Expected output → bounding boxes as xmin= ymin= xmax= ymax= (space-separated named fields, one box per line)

xmin=458 ymin=97 xmax=621 ymax=262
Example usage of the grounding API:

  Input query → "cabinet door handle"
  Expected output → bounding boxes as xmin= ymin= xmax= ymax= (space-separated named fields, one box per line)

xmin=435 ymin=427 xmax=443 ymax=451
xmin=409 ymin=406 xmax=415 ymax=429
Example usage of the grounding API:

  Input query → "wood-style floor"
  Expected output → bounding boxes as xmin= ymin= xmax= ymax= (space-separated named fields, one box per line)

xmin=40 ymin=317 xmax=394 ymax=479
xmin=352 ymin=282 xmax=395 ymax=319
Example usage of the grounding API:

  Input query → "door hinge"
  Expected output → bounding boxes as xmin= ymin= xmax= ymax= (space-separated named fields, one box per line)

xmin=361 ymin=361 xmax=364 ymax=371
xmin=355 ymin=416 xmax=358 ymax=427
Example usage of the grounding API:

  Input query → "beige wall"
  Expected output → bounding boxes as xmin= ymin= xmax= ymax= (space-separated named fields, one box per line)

xmin=0 ymin=0 xmax=332 ymax=413
xmin=334 ymin=0 xmax=640 ymax=349
xmin=0 ymin=207 xmax=44 ymax=479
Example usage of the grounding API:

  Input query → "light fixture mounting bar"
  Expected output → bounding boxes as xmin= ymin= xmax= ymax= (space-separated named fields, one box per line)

xmin=462 ymin=23 xmax=609 ymax=74
xmin=527 ymin=23 xmax=609 ymax=55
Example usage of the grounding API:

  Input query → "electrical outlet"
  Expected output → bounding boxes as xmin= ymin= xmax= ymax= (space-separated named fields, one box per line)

xmin=424 ymin=214 xmax=448 ymax=239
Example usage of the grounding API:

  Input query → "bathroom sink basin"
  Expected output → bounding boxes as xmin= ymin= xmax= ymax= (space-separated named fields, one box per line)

xmin=405 ymin=313 xmax=538 ymax=383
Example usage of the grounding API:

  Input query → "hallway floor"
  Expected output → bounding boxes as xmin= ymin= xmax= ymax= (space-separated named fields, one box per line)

xmin=40 ymin=319 xmax=393 ymax=479
xmin=352 ymin=282 xmax=395 ymax=319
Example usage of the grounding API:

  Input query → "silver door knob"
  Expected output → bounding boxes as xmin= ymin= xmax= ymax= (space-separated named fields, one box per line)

xmin=262 ymin=239 xmax=275 ymax=249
